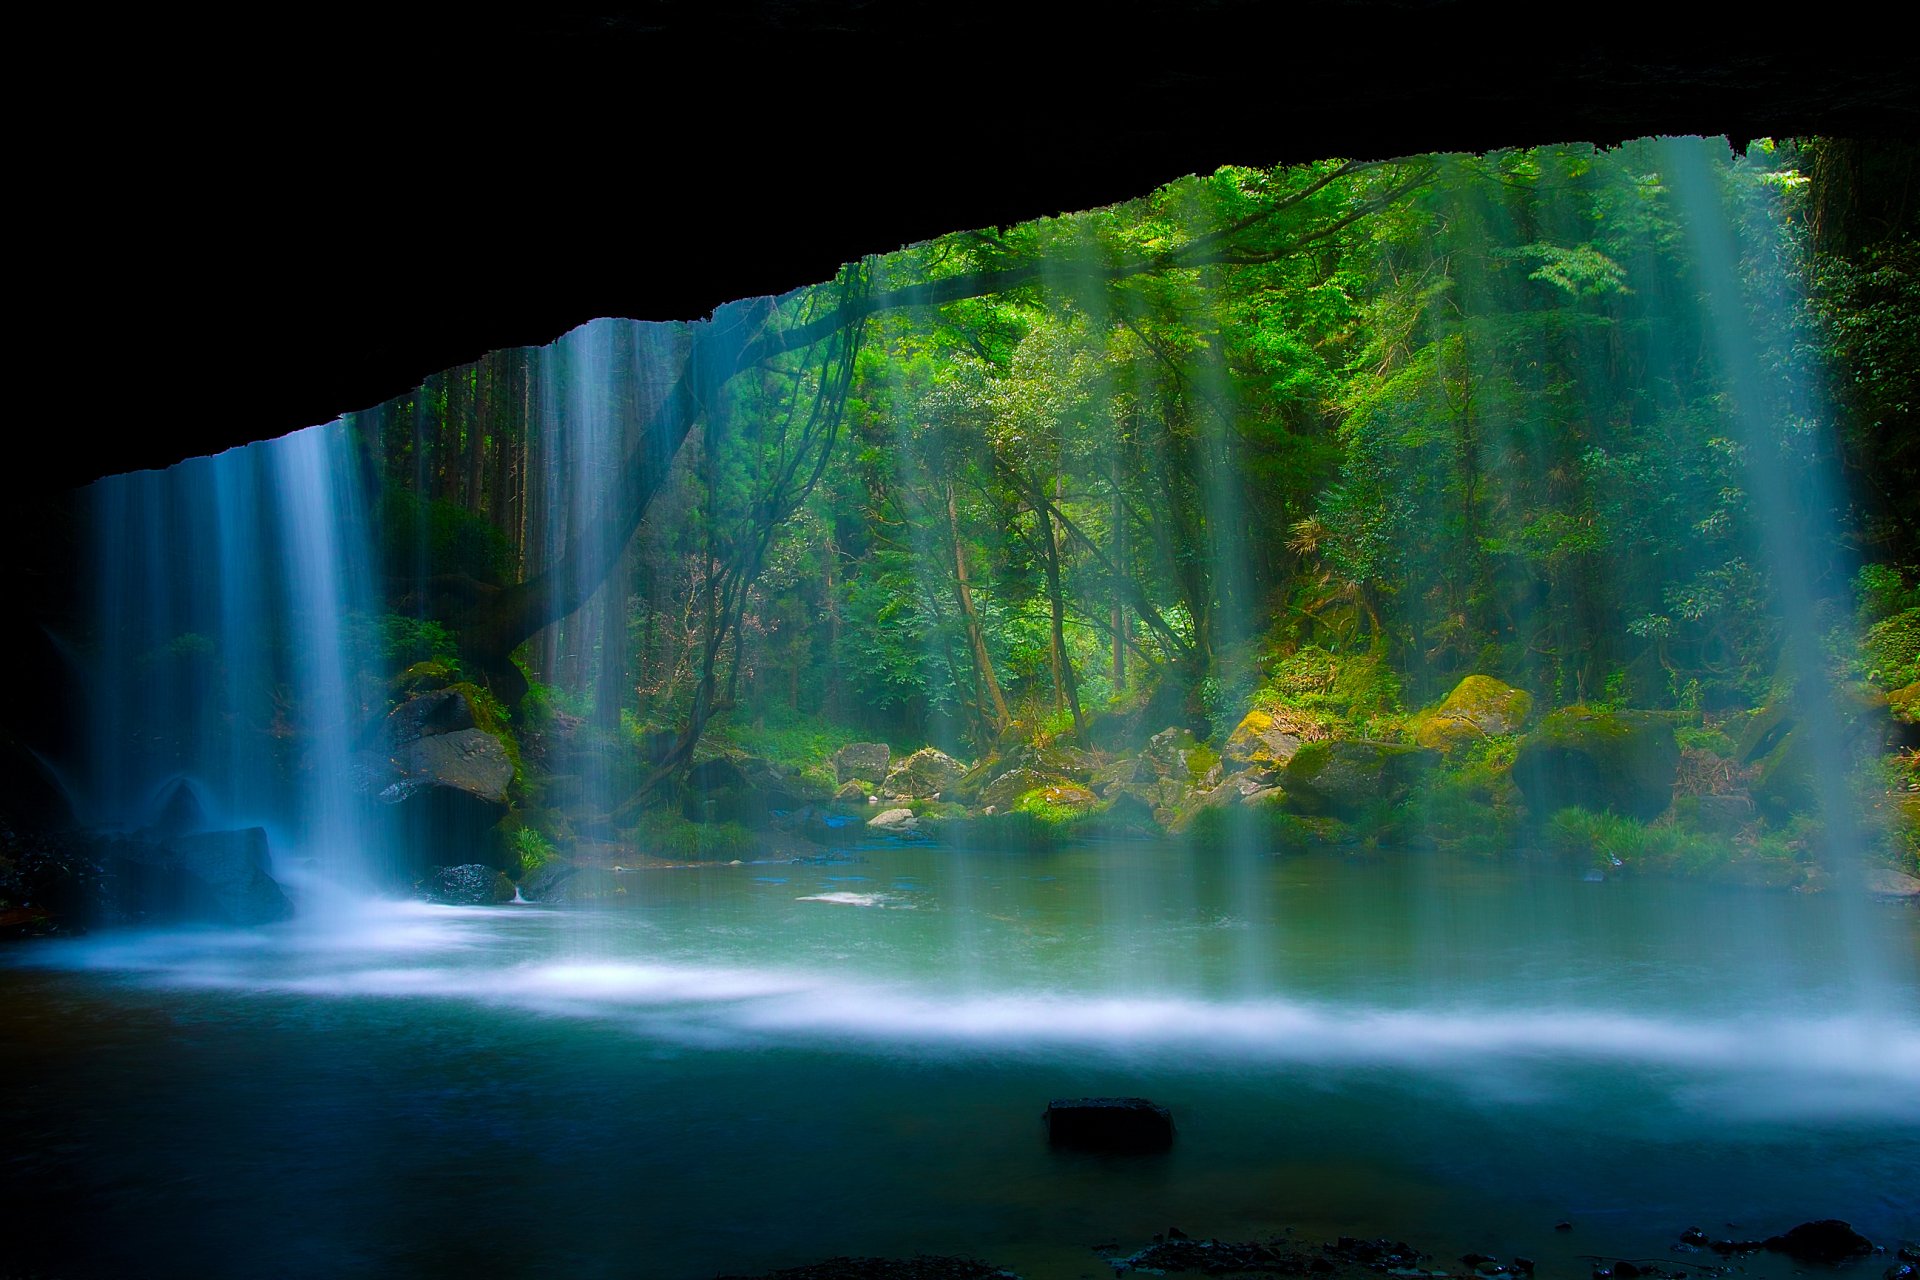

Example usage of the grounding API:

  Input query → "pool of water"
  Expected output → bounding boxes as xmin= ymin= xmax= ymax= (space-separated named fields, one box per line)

xmin=4 ymin=842 xmax=1917 ymax=1278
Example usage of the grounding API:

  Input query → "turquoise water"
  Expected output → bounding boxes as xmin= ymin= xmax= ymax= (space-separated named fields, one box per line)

xmin=5 ymin=843 xmax=1917 ymax=1278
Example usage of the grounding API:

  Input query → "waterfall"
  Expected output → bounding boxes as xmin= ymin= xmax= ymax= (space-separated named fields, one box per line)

xmin=84 ymin=420 xmax=386 ymax=889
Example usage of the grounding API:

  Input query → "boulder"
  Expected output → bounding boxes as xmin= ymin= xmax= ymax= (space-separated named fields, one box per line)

xmin=832 ymin=742 xmax=891 ymax=786
xmin=384 ymin=686 xmax=478 ymax=743
xmin=145 ymin=776 xmax=210 ymax=838
xmin=1284 ymin=740 xmax=1435 ymax=818
xmin=1890 ymin=680 xmax=1919 ymax=727
xmin=1412 ymin=675 xmax=1533 ymax=752
xmin=1511 ymin=707 xmax=1679 ymax=821
xmin=417 ymin=863 xmax=515 ymax=905
xmin=833 ymin=780 xmax=871 ymax=802
xmin=1762 ymin=1221 xmax=1872 ymax=1264
xmin=358 ymin=689 xmax=515 ymax=812
xmin=1140 ymin=726 xmax=1204 ymax=782
xmin=1076 ymin=790 xmax=1163 ymax=838
xmin=1091 ymin=754 xmax=1156 ymax=794
xmin=104 ymin=827 xmax=294 ymax=925
xmin=999 ymin=739 xmax=1096 ymax=782
xmin=867 ymin=807 xmax=919 ymax=833
xmin=979 ymin=767 xmax=1060 ymax=811
xmin=1223 ymin=708 xmax=1306 ymax=779
xmin=387 ymin=730 xmax=514 ymax=807
xmin=1865 ymin=866 xmax=1920 ymax=900
xmin=881 ymin=747 xmax=966 ymax=799
xmin=1044 ymin=1096 xmax=1174 ymax=1153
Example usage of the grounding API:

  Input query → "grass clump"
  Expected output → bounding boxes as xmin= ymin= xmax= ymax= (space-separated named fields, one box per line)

xmin=628 ymin=809 xmax=756 ymax=861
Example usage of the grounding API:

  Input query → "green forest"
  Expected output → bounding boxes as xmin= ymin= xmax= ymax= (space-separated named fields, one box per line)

xmin=340 ymin=135 xmax=1917 ymax=892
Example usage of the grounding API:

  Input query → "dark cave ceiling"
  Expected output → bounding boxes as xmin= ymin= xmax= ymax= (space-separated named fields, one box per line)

xmin=30 ymin=1 xmax=1919 ymax=486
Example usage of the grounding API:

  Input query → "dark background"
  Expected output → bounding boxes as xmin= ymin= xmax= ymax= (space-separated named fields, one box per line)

xmin=23 ymin=2 xmax=1920 ymax=485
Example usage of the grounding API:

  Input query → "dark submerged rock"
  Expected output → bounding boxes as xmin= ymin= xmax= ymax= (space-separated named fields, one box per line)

xmin=1764 ymin=1220 xmax=1873 ymax=1263
xmin=1043 ymin=1096 xmax=1173 ymax=1153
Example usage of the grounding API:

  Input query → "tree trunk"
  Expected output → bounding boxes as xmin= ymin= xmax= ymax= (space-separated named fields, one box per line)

xmin=1036 ymin=485 xmax=1084 ymax=736
xmin=947 ymin=479 xmax=1009 ymax=739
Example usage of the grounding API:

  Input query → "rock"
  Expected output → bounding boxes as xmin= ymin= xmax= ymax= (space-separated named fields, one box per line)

xmin=1076 ymin=790 xmax=1163 ymax=838
xmin=358 ymin=688 xmax=515 ymax=815
xmin=1141 ymin=726 xmax=1203 ymax=781
xmin=417 ymin=863 xmax=516 ymax=905
xmin=881 ymin=747 xmax=966 ymax=799
xmin=686 ymin=755 xmax=749 ymax=793
xmin=1865 ymin=867 xmax=1920 ymax=899
xmin=1891 ymin=680 xmax=1919 ymax=727
xmin=517 ymin=858 xmax=578 ymax=901
xmin=1763 ymin=1221 xmax=1873 ymax=1263
xmin=1883 ymin=1264 xmax=1916 ymax=1280
xmin=979 ymin=767 xmax=1060 ymax=811
xmin=1679 ymin=1228 xmax=1709 ymax=1248
xmin=1043 ymin=1096 xmax=1173 ymax=1152
xmin=832 ymin=742 xmax=891 ymax=786
xmin=384 ymin=686 xmax=478 ymax=744
xmin=1223 ymin=708 xmax=1307 ymax=779
xmin=388 ymin=729 xmax=514 ymax=807
xmin=999 ymin=739 xmax=1096 ymax=782
xmin=1284 ymin=740 xmax=1435 ymax=818
xmin=1412 ymin=675 xmax=1533 ymax=752
xmin=867 ymin=807 xmax=919 ymax=832
xmin=1512 ymin=706 xmax=1679 ymax=820
xmin=145 ymin=776 xmax=210 ymax=838
xmin=105 ymin=827 xmax=294 ymax=925
xmin=833 ymin=780 xmax=870 ymax=803
xmin=1032 ymin=783 xmax=1097 ymax=810
xmin=1091 ymin=754 xmax=1156 ymax=794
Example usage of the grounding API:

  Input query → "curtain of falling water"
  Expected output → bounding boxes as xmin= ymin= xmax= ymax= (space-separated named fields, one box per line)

xmin=85 ymin=422 xmax=386 ymax=886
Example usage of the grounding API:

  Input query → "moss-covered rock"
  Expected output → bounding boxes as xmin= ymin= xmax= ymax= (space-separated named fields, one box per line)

xmin=1222 ymin=708 xmax=1307 ymax=780
xmin=881 ymin=747 xmax=967 ymax=799
xmin=1411 ymin=675 xmax=1533 ymax=753
xmin=1512 ymin=706 xmax=1679 ymax=821
xmin=1888 ymin=680 xmax=1919 ymax=727
xmin=979 ymin=767 xmax=1061 ymax=811
xmin=1283 ymin=740 xmax=1436 ymax=818
xmin=833 ymin=780 xmax=871 ymax=802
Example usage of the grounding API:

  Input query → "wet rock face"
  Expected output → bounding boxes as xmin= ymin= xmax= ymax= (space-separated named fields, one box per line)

xmin=831 ymin=742 xmax=891 ymax=786
xmin=358 ymin=690 xmax=514 ymax=809
xmin=1511 ymin=706 xmax=1679 ymax=820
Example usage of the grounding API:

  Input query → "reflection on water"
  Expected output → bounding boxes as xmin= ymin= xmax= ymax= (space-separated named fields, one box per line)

xmin=4 ymin=846 xmax=1918 ymax=1279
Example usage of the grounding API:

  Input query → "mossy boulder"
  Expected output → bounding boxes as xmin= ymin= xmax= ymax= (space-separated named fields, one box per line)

xmin=1222 ymin=709 xmax=1307 ymax=780
xmin=1888 ymin=680 xmax=1919 ymax=727
xmin=1283 ymin=740 xmax=1436 ymax=818
xmin=833 ymin=780 xmax=871 ymax=802
xmin=881 ymin=747 xmax=967 ymax=799
xmin=980 ymin=767 xmax=1063 ymax=811
xmin=1075 ymin=790 xmax=1163 ymax=838
xmin=831 ymin=742 xmax=891 ymax=786
xmin=1512 ymin=706 xmax=1679 ymax=821
xmin=1411 ymin=675 xmax=1533 ymax=753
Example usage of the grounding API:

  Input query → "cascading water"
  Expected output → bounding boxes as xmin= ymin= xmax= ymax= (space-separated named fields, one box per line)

xmin=83 ymin=420 xmax=387 ymax=890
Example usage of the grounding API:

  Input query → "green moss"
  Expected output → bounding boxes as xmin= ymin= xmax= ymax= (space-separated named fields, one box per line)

xmin=1185 ymin=744 xmax=1221 ymax=784
xmin=1863 ymin=606 xmax=1920 ymax=689
xmin=1013 ymin=786 xmax=1099 ymax=824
